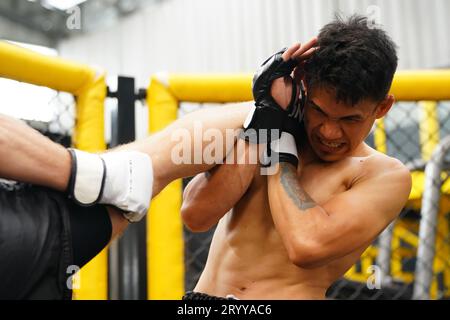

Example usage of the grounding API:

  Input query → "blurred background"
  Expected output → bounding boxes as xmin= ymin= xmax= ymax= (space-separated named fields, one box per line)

xmin=1 ymin=0 xmax=449 ymax=123
xmin=0 ymin=0 xmax=449 ymax=300
xmin=1 ymin=0 xmax=449 ymax=81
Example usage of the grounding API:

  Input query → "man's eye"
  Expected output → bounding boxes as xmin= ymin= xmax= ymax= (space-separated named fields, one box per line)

xmin=344 ymin=117 xmax=361 ymax=123
xmin=312 ymin=106 xmax=325 ymax=114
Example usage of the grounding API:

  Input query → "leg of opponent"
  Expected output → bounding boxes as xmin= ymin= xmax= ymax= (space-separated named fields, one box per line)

xmin=0 ymin=103 xmax=251 ymax=194
xmin=0 ymin=115 xmax=128 ymax=241
xmin=0 ymin=102 xmax=252 ymax=236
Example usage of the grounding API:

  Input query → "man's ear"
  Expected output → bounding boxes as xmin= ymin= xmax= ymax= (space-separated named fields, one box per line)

xmin=375 ymin=94 xmax=395 ymax=119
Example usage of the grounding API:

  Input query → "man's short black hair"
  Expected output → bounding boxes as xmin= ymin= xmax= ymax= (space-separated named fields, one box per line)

xmin=304 ymin=14 xmax=398 ymax=105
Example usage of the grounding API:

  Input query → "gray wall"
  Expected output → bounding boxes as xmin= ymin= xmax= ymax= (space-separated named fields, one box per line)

xmin=57 ymin=0 xmax=450 ymax=88
xmin=0 ymin=18 xmax=54 ymax=48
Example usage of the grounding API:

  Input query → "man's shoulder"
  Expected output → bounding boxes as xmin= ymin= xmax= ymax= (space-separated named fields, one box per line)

xmin=363 ymin=151 xmax=409 ymax=171
xmin=359 ymin=152 xmax=412 ymax=190
xmin=347 ymin=152 xmax=412 ymax=221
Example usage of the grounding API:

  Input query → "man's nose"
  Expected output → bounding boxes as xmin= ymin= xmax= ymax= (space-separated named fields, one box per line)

xmin=319 ymin=119 xmax=343 ymax=140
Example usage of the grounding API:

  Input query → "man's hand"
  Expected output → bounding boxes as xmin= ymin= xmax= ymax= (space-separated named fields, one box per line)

xmin=270 ymin=38 xmax=318 ymax=110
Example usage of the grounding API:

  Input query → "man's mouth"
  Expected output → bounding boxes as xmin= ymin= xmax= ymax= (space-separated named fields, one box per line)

xmin=318 ymin=137 xmax=345 ymax=150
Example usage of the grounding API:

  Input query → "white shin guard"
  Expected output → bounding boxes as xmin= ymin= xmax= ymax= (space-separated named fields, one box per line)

xmin=67 ymin=149 xmax=153 ymax=222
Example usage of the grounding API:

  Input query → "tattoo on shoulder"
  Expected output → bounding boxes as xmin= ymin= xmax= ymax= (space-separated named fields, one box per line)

xmin=280 ymin=163 xmax=316 ymax=211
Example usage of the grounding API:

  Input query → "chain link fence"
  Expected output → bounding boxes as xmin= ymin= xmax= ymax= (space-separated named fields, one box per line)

xmin=181 ymin=100 xmax=450 ymax=300
xmin=0 ymin=78 xmax=76 ymax=147
xmin=25 ymin=91 xmax=76 ymax=147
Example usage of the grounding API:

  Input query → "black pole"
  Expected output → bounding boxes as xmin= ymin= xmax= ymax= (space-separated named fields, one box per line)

xmin=108 ymin=104 xmax=119 ymax=300
xmin=109 ymin=76 xmax=147 ymax=300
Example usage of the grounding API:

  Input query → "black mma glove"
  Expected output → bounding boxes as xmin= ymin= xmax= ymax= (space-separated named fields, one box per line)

xmin=243 ymin=48 xmax=305 ymax=168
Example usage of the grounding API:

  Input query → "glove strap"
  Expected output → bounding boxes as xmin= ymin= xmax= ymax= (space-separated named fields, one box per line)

xmin=264 ymin=132 xmax=299 ymax=168
xmin=67 ymin=148 xmax=106 ymax=206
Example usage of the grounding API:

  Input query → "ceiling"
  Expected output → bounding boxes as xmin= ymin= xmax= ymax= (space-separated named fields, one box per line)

xmin=0 ymin=0 xmax=153 ymax=47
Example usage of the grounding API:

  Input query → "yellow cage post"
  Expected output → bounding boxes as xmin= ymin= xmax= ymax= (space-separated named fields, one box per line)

xmin=0 ymin=41 xmax=108 ymax=300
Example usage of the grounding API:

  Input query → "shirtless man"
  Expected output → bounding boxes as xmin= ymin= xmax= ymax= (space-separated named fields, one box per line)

xmin=180 ymin=15 xmax=412 ymax=299
xmin=0 ymin=15 xmax=410 ymax=299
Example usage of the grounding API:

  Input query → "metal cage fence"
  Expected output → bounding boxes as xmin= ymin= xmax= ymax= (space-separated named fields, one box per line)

xmin=26 ymin=91 xmax=76 ymax=147
xmin=0 ymin=76 xmax=76 ymax=147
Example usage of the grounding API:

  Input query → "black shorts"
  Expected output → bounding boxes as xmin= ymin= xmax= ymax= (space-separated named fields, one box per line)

xmin=182 ymin=291 xmax=238 ymax=300
xmin=0 ymin=182 xmax=112 ymax=300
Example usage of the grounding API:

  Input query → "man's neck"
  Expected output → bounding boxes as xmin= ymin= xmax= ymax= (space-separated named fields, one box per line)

xmin=298 ymin=139 xmax=370 ymax=170
xmin=298 ymin=135 xmax=319 ymax=167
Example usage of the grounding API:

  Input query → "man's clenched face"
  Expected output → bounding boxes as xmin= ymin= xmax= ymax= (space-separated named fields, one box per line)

xmin=302 ymin=86 xmax=393 ymax=162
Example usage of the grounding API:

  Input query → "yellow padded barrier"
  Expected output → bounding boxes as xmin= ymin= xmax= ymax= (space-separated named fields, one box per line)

xmin=0 ymin=41 xmax=96 ymax=95
xmin=146 ymin=75 xmax=184 ymax=299
xmin=166 ymin=70 xmax=450 ymax=102
xmin=168 ymin=74 xmax=253 ymax=102
xmin=72 ymin=74 xmax=107 ymax=152
xmin=390 ymin=70 xmax=450 ymax=101
xmin=72 ymin=74 xmax=108 ymax=300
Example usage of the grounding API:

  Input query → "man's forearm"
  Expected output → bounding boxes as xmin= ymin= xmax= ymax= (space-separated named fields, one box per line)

xmin=267 ymin=163 xmax=329 ymax=262
xmin=181 ymin=138 xmax=262 ymax=231
xmin=267 ymin=163 xmax=318 ymax=238
xmin=277 ymin=163 xmax=316 ymax=210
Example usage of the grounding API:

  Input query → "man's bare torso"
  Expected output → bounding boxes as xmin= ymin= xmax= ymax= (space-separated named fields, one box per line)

xmin=195 ymin=143 xmax=390 ymax=299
